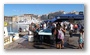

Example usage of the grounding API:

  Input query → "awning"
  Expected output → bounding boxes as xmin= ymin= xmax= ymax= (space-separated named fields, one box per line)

xmin=53 ymin=14 xmax=84 ymax=22
xmin=56 ymin=14 xmax=84 ymax=20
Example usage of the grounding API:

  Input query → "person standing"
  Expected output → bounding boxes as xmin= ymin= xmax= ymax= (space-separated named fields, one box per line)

xmin=78 ymin=29 xmax=84 ymax=49
xmin=74 ymin=24 xmax=78 ymax=33
xmin=43 ymin=23 xmax=46 ymax=29
xmin=51 ymin=27 xmax=57 ymax=47
xmin=19 ymin=27 xmax=22 ymax=32
xmin=69 ymin=23 xmax=74 ymax=37
xmin=56 ymin=26 xmax=64 ymax=49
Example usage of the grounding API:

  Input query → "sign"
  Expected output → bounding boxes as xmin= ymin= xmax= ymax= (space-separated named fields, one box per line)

xmin=4 ymin=22 xmax=8 ymax=27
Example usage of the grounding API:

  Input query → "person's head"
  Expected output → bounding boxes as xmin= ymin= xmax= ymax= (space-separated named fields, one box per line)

xmin=19 ymin=27 xmax=22 ymax=29
xmin=57 ymin=26 xmax=61 ymax=30
xmin=79 ymin=29 xmax=84 ymax=34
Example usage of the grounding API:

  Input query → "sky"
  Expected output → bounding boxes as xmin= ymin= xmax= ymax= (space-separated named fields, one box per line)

xmin=4 ymin=4 xmax=84 ymax=16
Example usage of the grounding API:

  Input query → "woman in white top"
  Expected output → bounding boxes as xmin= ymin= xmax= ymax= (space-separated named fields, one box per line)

xmin=56 ymin=26 xmax=65 ymax=49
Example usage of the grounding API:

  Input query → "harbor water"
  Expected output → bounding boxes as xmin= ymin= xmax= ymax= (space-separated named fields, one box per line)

xmin=7 ymin=23 xmax=29 ymax=33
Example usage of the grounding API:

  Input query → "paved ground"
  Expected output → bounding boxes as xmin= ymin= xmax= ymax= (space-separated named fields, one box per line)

xmin=4 ymin=31 xmax=80 ymax=49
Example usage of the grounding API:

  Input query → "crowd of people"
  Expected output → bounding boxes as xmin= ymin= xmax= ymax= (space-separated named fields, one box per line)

xmin=51 ymin=21 xmax=84 ymax=49
xmin=19 ymin=21 xmax=84 ymax=49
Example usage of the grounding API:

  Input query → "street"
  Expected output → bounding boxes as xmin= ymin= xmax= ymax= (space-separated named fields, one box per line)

xmin=4 ymin=31 xmax=80 ymax=49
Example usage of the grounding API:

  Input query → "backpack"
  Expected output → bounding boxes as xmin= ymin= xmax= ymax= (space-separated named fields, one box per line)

xmin=58 ymin=30 xmax=63 ymax=40
xmin=58 ymin=30 xmax=64 ymax=40
xmin=58 ymin=31 xmax=61 ymax=40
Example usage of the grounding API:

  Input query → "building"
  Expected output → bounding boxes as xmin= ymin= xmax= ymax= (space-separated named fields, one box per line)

xmin=40 ymin=10 xmax=65 ymax=21
xmin=4 ymin=16 xmax=12 ymax=22
xmin=40 ymin=14 xmax=48 ymax=21
xmin=4 ymin=10 xmax=84 ymax=23
xmin=12 ymin=16 xmax=18 ymax=22
xmin=17 ymin=14 xmax=39 ymax=24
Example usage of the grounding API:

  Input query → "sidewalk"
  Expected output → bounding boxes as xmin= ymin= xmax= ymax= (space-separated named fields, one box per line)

xmin=4 ymin=36 xmax=79 ymax=49
xmin=4 ymin=30 xmax=80 ymax=49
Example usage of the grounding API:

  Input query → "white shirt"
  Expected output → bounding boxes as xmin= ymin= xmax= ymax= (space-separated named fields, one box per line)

xmin=70 ymin=24 xmax=74 ymax=30
xmin=58 ymin=30 xmax=64 ymax=39
xmin=61 ymin=22 xmax=63 ymax=27
xmin=53 ymin=23 xmax=56 ymax=27
xmin=44 ymin=23 xmax=46 ymax=29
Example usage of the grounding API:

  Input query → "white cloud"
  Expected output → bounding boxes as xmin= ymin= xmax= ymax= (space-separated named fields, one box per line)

xmin=13 ymin=10 xmax=24 ymax=13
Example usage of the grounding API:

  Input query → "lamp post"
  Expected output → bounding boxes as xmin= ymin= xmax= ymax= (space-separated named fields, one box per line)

xmin=48 ymin=14 xmax=49 ymax=19
xmin=9 ymin=22 xmax=12 ymax=32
